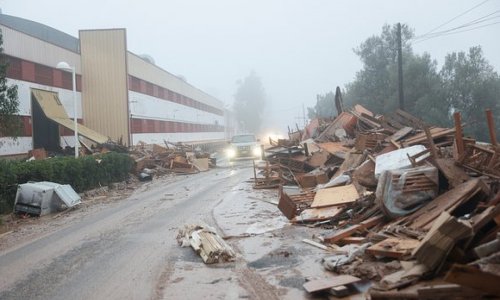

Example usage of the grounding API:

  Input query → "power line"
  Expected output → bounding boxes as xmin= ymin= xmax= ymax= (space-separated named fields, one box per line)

xmin=413 ymin=10 xmax=500 ymax=41
xmin=417 ymin=0 xmax=491 ymax=38
xmin=413 ymin=20 xmax=500 ymax=44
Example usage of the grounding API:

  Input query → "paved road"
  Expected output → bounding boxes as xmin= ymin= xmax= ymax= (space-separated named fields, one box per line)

xmin=0 ymin=162 xmax=277 ymax=300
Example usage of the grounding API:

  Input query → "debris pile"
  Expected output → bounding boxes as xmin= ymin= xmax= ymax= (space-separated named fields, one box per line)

xmin=177 ymin=224 xmax=236 ymax=264
xmin=258 ymin=105 xmax=500 ymax=298
xmin=129 ymin=141 xmax=215 ymax=179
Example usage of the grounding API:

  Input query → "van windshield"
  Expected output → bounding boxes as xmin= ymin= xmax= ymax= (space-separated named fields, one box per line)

xmin=231 ymin=135 xmax=255 ymax=143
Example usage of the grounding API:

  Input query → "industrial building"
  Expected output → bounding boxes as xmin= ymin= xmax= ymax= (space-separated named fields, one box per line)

xmin=0 ymin=13 xmax=229 ymax=157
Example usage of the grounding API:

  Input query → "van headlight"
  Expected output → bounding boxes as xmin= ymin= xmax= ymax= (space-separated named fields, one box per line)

xmin=226 ymin=148 xmax=236 ymax=158
xmin=252 ymin=147 xmax=262 ymax=157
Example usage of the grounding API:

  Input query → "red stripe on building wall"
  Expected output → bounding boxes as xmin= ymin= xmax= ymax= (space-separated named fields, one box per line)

xmin=128 ymin=75 xmax=224 ymax=116
xmin=0 ymin=116 xmax=84 ymax=138
xmin=3 ymin=55 xmax=82 ymax=92
xmin=130 ymin=118 xmax=224 ymax=134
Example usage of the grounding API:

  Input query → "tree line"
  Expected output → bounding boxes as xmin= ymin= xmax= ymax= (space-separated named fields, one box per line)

xmin=309 ymin=23 xmax=500 ymax=142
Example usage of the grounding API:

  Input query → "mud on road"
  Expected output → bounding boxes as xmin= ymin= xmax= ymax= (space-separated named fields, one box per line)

xmin=0 ymin=162 xmax=332 ymax=300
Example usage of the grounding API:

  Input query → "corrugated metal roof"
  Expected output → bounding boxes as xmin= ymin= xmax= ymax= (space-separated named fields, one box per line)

xmin=0 ymin=13 xmax=79 ymax=53
xmin=31 ymin=89 xmax=110 ymax=144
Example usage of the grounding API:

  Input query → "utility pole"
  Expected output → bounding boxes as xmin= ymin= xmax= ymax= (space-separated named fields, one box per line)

xmin=397 ymin=23 xmax=405 ymax=110
xmin=302 ymin=103 xmax=306 ymax=128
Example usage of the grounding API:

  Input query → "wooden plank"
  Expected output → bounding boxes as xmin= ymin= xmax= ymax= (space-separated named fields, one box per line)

xmin=293 ymin=206 xmax=343 ymax=223
xmin=470 ymin=205 xmax=500 ymax=232
xmin=303 ymin=275 xmax=360 ymax=293
xmin=424 ymin=126 xmax=439 ymax=160
xmin=311 ymin=184 xmax=359 ymax=208
xmin=386 ymin=126 xmax=413 ymax=142
xmin=317 ymin=142 xmax=350 ymax=155
xmin=486 ymin=109 xmax=498 ymax=146
xmin=366 ymin=237 xmax=420 ymax=258
xmin=412 ymin=212 xmax=472 ymax=271
xmin=339 ymin=236 xmax=367 ymax=244
xmin=405 ymin=179 xmax=489 ymax=230
xmin=404 ymin=127 xmax=455 ymax=146
xmin=324 ymin=215 xmax=384 ymax=244
xmin=278 ymin=186 xmax=298 ymax=220
xmin=444 ymin=264 xmax=500 ymax=295
xmin=454 ymin=112 xmax=465 ymax=156
xmin=302 ymin=239 xmax=328 ymax=250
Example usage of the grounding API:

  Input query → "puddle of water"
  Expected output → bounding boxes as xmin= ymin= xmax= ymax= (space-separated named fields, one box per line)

xmin=278 ymin=275 xmax=306 ymax=289
xmin=247 ymin=247 xmax=300 ymax=269
xmin=245 ymin=217 xmax=289 ymax=235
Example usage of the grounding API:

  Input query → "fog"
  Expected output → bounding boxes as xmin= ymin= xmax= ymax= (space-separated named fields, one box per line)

xmin=2 ymin=0 xmax=499 ymax=133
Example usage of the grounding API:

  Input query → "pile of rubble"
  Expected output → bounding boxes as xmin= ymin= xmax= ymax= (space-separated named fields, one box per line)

xmin=129 ymin=141 xmax=216 ymax=180
xmin=256 ymin=105 xmax=500 ymax=298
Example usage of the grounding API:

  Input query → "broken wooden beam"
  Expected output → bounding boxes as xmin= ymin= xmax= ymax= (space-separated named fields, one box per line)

xmin=303 ymin=275 xmax=360 ymax=293
xmin=486 ymin=109 xmax=498 ymax=147
xmin=444 ymin=264 xmax=500 ymax=296
xmin=412 ymin=212 xmax=472 ymax=271
xmin=453 ymin=112 xmax=465 ymax=157
xmin=323 ymin=215 xmax=384 ymax=244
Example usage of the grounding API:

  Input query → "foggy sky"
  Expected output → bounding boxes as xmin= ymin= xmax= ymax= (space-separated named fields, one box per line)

xmin=1 ymin=0 xmax=499 ymax=134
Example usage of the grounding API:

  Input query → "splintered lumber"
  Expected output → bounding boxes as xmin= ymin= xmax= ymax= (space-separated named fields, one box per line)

xmin=317 ymin=142 xmax=350 ymax=156
xmin=303 ymin=275 xmax=360 ymax=293
xmin=486 ymin=109 xmax=498 ymax=146
xmin=324 ymin=215 xmax=384 ymax=244
xmin=278 ymin=186 xmax=314 ymax=220
xmin=191 ymin=230 xmax=236 ymax=264
xmin=404 ymin=179 xmax=490 ymax=230
xmin=412 ymin=212 xmax=472 ymax=271
xmin=444 ymin=264 xmax=500 ymax=296
xmin=454 ymin=112 xmax=465 ymax=156
xmin=311 ymin=184 xmax=359 ymax=208
xmin=302 ymin=239 xmax=328 ymax=250
xmin=434 ymin=158 xmax=470 ymax=188
xmin=177 ymin=224 xmax=236 ymax=264
xmin=191 ymin=158 xmax=209 ymax=171
xmin=366 ymin=237 xmax=420 ymax=259
xmin=458 ymin=143 xmax=500 ymax=177
xmin=470 ymin=205 xmax=500 ymax=232
xmin=339 ymin=236 xmax=367 ymax=245
xmin=403 ymin=127 xmax=455 ymax=146
xmin=386 ymin=126 xmax=413 ymax=142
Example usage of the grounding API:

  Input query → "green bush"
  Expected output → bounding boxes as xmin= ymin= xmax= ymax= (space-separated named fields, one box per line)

xmin=0 ymin=152 xmax=133 ymax=214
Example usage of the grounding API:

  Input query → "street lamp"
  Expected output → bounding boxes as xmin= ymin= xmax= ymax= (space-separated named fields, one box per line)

xmin=56 ymin=61 xmax=78 ymax=158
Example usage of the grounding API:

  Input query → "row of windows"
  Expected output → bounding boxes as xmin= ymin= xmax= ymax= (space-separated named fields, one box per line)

xmin=130 ymin=118 xmax=224 ymax=134
xmin=128 ymin=76 xmax=224 ymax=116
xmin=3 ymin=55 xmax=82 ymax=91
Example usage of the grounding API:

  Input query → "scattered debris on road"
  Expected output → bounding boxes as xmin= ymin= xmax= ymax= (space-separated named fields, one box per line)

xmin=177 ymin=224 xmax=236 ymax=264
xmin=253 ymin=105 xmax=500 ymax=298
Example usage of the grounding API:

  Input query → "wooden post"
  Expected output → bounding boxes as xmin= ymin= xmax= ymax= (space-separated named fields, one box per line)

xmin=453 ymin=112 xmax=464 ymax=156
xmin=486 ymin=109 xmax=497 ymax=146
xmin=424 ymin=126 xmax=438 ymax=160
